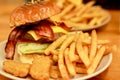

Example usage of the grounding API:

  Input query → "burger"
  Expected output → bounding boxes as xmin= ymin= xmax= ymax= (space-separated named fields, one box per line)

xmin=5 ymin=1 xmax=70 ymax=63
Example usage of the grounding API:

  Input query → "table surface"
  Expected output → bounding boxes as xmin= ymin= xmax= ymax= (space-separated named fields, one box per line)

xmin=0 ymin=3 xmax=120 ymax=80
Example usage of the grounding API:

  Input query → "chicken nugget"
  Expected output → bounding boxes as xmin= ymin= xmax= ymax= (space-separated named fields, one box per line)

xmin=3 ymin=60 xmax=30 ymax=77
xmin=30 ymin=55 xmax=52 ymax=80
xmin=50 ymin=65 xmax=61 ymax=79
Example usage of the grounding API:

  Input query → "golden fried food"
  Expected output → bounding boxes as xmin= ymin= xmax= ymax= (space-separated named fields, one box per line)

xmin=3 ymin=60 xmax=30 ymax=77
xmin=51 ymin=0 xmax=109 ymax=30
xmin=87 ymin=46 xmax=106 ymax=74
xmin=29 ymin=55 xmax=52 ymax=80
xmin=3 ymin=30 xmax=112 ymax=80
xmin=45 ymin=35 xmax=67 ymax=55
xmin=89 ymin=30 xmax=97 ymax=61
xmin=46 ymin=30 xmax=112 ymax=79
xmin=50 ymin=65 xmax=61 ymax=79
xmin=58 ymin=50 xmax=69 ymax=80
xmin=64 ymin=48 xmax=76 ymax=77
xmin=76 ymin=37 xmax=90 ymax=67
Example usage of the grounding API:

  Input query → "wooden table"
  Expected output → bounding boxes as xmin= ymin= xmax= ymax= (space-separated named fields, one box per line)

xmin=0 ymin=3 xmax=120 ymax=80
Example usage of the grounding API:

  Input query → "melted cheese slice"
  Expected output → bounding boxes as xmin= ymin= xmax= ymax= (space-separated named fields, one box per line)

xmin=27 ymin=26 xmax=68 ymax=41
xmin=52 ymin=26 xmax=68 ymax=34
xmin=27 ymin=30 xmax=40 ymax=41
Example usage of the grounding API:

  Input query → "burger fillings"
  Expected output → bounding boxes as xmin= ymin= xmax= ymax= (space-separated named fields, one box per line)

xmin=5 ymin=1 xmax=70 ymax=63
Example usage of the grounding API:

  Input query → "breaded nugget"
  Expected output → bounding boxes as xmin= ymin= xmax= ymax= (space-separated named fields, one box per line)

xmin=3 ymin=60 xmax=30 ymax=77
xmin=30 ymin=55 xmax=52 ymax=80
xmin=50 ymin=65 xmax=61 ymax=79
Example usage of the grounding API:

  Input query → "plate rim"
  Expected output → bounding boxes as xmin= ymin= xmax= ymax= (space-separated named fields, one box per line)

xmin=73 ymin=53 xmax=112 ymax=80
xmin=70 ymin=9 xmax=111 ymax=31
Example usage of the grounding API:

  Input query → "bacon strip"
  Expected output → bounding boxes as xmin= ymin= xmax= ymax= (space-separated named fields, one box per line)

xmin=5 ymin=27 xmax=26 ymax=59
xmin=5 ymin=27 xmax=20 ymax=59
xmin=34 ymin=20 xmax=54 ymax=40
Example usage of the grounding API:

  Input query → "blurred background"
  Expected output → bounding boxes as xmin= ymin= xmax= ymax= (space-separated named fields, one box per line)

xmin=84 ymin=0 xmax=120 ymax=9
xmin=0 ymin=0 xmax=119 ymax=8
xmin=0 ymin=0 xmax=24 ymax=25
xmin=0 ymin=0 xmax=24 ymax=41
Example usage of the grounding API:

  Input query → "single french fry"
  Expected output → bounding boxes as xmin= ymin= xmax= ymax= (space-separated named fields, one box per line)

xmin=63 ymin=4 xmax=84 ymax=20
xmin=76 ymin=1 xmax=95 ymax=16
xmin=83 ymin=46 xmax=89 ymax=56
xmin=58 ymin=50 xmax=69 ymax=80
xmin=88 ymin=17 xmax=98 ymax=26
xmin=60 ymin=35 xmax=74 ymax=51
xmin=64 ymin=20 xmax=87 ymax=28
xmin=74 ymin=32 xmax=80 ymax=42
xmin=70 ymin=17 xmax=83 ymax=22
xmin=52 ymin=54 xmax=58 ymax=62
xmin=87 ymin=46 xmax=106 ymax=74
xmin=68 ymin=0 xmax=83 ymax=6
xmin=98 ymin=40 xmax=110 ymax=44
xmin=89 ymin=30 xmax=97 ymax=61
xmin=69 ymin=42 xmax=76 ymax=62
xmin=83 ymin=39 xmax=110 ymax=45
xmin=58 ymin=4 xmax=74 ymax=17
xmin=96 ymin=14 xmax=108 ymax=25
xmin=104 ymin=45 xmax=112 ymax=55
xmin=76 ymin=38 xmax=90 ymax=67
xmin=84 ymin=32 xmax=90 ymax=39
xmin=50 ymin=49 xmax=63 ymax=63
xmin=79 ymin=31 xmax=85 ymax=41
xmin=64 ymin=48 xmax=76 ymax=77
xmin=45 ymin=35 xmax=67 ymax=55
xmin=51 ymin=50 xmax=59 ymax=55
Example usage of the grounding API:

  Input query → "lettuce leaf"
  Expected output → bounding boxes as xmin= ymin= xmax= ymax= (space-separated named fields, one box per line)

xmin=17 ymin=42 xmax=50 ymax=55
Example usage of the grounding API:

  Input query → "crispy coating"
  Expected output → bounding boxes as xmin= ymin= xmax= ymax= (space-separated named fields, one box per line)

xmin=3 ymin=60 xmax=30 ymax=77
xmin=29 ymin=55 xmax=52 ymax=80
xmin=50 ymin=65 xmax=61 ymax=79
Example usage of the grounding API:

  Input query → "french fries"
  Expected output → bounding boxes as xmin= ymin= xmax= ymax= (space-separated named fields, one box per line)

xmin=69 ymin=42 xmax=76 ymax=62
xmin=76 ymin=37 xmax=90 ymax=67
xmin=64 ymin=48 xmax=76 ymax=77
xmin=87 ymin=46 xmax=106 ymax=74
xmin=58 ymin=50 xmax=69 ymax=80
xmin=44 ymin=30 xmax=112 ymax=79
xmin=45 ymin=35 xmax=67 ymax=55
xmin=89 ymin=30 xmax=97 ymax=61
xmin=51 ymin=0 xmax=109 ymax=30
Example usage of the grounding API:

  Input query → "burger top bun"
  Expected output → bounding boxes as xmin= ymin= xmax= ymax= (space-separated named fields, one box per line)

xmin=10 ymin=1 xmax=61 ymax=27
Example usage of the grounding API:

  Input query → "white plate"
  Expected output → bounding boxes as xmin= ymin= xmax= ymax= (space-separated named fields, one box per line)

xmin=0 ymin=41 xmax=112 ymax=80
xmin=71 ymin=10 xmax=111 ymax=31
